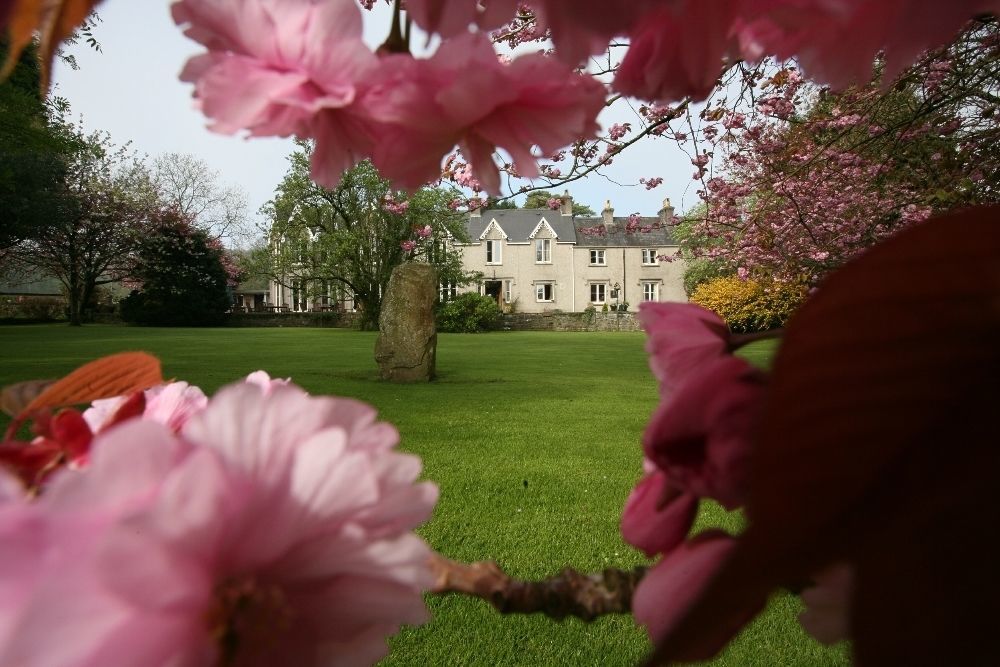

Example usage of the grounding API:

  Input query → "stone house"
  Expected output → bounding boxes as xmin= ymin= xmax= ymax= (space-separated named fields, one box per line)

xmin=265 ymin=192 xmax=687 ymax=314
xmin=454 ymin=193 xmax=686 ymax=313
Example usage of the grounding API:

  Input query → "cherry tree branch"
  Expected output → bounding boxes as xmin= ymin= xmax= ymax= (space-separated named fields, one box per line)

xmin=429 ymin=553 xmax=646 ymax=621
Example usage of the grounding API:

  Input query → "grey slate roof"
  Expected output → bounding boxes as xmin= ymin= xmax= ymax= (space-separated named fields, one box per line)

xmin=464 ymin=208 xmax=578 ymax=243
xmin=574 ymin=216 xmax=678 ymax=247
xmin=463 ymin=209 xmax=679 ymax=246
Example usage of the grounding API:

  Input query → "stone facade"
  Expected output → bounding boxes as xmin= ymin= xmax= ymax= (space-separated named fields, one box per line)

xmin=502 ymin=311 xmax=643 ymax=332
xmin=266 ymin=191 xmax=688 ymax=315
xmin=453 ymin=193 xmax=687 ymax=313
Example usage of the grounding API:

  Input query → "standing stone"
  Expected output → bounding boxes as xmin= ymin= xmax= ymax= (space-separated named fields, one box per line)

xmin=375 ymin=263 xmax=438 ymax=382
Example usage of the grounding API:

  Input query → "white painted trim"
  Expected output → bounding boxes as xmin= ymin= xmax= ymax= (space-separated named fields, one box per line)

xmin=527 ymin=217 xmax=558 ymax=240
xmin=478 ymin=218 xmax=509 ymax=240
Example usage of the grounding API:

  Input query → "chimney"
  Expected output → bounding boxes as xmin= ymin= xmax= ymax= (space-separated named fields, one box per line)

xmin=658 ymin=197 xmax=675 ymax=224
xmin=469 ymin=196 xmax=483 ymax=218
xmin=602 ymin=199 xmax=614 ymax=225
xmin=559 ymin=189 xmax=573 ymax=216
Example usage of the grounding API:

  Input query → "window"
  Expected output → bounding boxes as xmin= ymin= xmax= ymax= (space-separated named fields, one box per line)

xmin=590 ymin=283 xmax=607 ymax=303
xmin=535 ymin=282 xmax=554 ymax=302
xmin=590 ymin=249 xmax=606 ymax=265
xmin=642 ymin=248 xmax=658 ymax=265
xmin=486 ymin=239 xmax=502 ymax=264
xmin=439 ymin=281 xmax=457 ymax=302
xmin=535 ymin=238 xmax=551 ymax=263
xmin=504 ymin=280 xmax=513 ymax=304
xmin=292 ymin=279 xmax=308 ymax=312
xmin=643 ymin=282 xmax=658 ymax=301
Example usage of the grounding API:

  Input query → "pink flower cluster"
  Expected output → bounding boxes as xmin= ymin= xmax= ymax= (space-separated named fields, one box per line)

xmin=174 ymin=0 xmax=604 ymax=193
xmin=623 ymin=303 xmax=767 ymax=648
xmin=608 ymin=122 xmax=631 ymax=141
xmin=0 ymin=373 xmax=437 ymax=666
xmin=383 ymin=193 xmax=410 ymax=216
xmin=173 ymin=0 xmax=997 ymax=194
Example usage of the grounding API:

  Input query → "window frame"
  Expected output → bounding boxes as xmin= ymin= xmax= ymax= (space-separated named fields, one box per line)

xmin=589 ymin=249 xmax=606 ymax=266
xmin=590 ymin=283 xmax=607 ymax=304
xmin=535 ymin=238 xmax=552 ymax=263
xmin=642 ymin=281 xmax=658 ymax=302
xmin=642 ymin=248 xmax=659 ymax=266
xmin=486 ymin=239 xmax=502 ymax=265
xmin=535 ymin=282 xmax=554 ymax=302
xmin=439 ymin=281 xmax=457 ymax=302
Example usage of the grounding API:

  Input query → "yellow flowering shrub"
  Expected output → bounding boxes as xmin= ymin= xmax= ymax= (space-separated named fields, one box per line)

xmin=690 ymin=276 xmax=808 ymax=332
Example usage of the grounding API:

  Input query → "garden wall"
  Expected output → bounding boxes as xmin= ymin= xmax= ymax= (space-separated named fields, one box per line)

xmin=501 ymin=312 xmax=641 ymax=332
xmin=227 ymin=312 xmax=359 ymax=328
xmin=0 ymin=295 xmax=67 ymax=322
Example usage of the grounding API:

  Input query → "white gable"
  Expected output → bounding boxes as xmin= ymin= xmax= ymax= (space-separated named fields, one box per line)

xmin=528 ymin=218 xmax=558 ymax=240
xmin=478 ymin=218 xmax=509 ymax=240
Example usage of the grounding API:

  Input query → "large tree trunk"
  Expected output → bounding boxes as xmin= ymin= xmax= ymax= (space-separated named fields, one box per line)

xmin=66 ymin=277 xmax=84 ymax=326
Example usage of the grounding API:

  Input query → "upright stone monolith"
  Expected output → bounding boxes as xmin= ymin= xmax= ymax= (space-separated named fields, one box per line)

xmin=375 ymin=263 xmax=437 ymax=382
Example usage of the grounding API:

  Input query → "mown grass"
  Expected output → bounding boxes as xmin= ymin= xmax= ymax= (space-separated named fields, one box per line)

xmin=0 ymin=325 xmax=848 ymax=666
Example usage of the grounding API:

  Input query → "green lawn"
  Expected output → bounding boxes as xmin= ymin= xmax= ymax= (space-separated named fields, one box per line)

xmin=0 ymin=325 xmax=848 ymax=666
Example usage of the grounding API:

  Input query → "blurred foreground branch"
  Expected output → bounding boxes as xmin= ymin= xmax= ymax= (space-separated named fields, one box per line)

xmin=429 ymin=553 xmax=646 ymax=621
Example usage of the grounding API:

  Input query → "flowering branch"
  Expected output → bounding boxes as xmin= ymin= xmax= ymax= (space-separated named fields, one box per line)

xmin=429 ymin=554 xmax=646 ymax=621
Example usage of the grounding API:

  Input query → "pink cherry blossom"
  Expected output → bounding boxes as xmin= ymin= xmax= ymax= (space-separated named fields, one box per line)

xmin=615 ymin=1 xmax=741 ymax=102
xmin=84 ymin=381 xmax=208 ymax=435
xmin=401 ymin=240 xmax=417 ymax=252
xmin=363 ymin=32 xmax=605 ymax=193
xmin=798 ymin=563 xmax=854 ymax=645
xmin=638 ymin=302 xmax=732 ymax=393
xmin=633 ymin=532 xmax=760 ymax=658
xmin=736 ymin=0 xmax=1000 ymax=89
xmin=643 ymin=356 xmax=766 ymax=509
xmin=243 ymin=370 xmax=290 ymax=395
xmin=620 ymin=463 xmax=698 ymax=558
xmin=173 ymin=0 xmax=379 ymax=188
xmin=404 ymin=0 xmax=519 ymax=38
xmin=0 ymin=380 xmax=438 ymax=666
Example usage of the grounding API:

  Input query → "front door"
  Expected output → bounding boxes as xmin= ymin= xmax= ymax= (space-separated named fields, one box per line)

xmin=484 ymin=280 xmax=503 ymax=307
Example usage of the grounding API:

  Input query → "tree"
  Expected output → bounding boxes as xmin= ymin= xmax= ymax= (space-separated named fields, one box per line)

xmin=9 ymin=124 xmax=156 ymax=325
xmin=261 ymin=147 xmax=471 ymax=330
xmin=120 ymin=208 xmax=232 ymax=326
xmin=0 ymin=39 xmax=74 ymax=255
xmin=522 ymin=190 xmax=595 ymax=215
xmin=484 ymin=196 xmax=518 ymax=209
xmin=686 ymin=25 xmax=1000 ymax=283
xmin=152 ymin=152 xmax=250 ymax=242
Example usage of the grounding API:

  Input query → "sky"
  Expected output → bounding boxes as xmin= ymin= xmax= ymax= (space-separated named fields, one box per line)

xmin=52 ymin=1 xmax=699 ymax=237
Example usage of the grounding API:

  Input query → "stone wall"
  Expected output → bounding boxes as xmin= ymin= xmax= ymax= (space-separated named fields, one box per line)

xmin=500 ymin=311 xmax=641 ymax=332
xmin=227 ymin=312 xmax=358 ymax=328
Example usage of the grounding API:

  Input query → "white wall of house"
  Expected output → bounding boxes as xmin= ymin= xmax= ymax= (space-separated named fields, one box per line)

xmin=265 ymin=194 xmax=688 ymax=315
xmin=571 ymin=244 xmax=686 ymax=310
xmin=455 ymin=202 xmax=687 ymax=313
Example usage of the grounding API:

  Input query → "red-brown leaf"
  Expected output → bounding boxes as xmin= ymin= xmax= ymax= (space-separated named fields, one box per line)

xmin=20 ymin=351 xmax=162 ymax=416
xmin=648 ymin=206 xmax=1000 ymax=664
xmin=1 ymin=0 xmax=104 ymax=89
